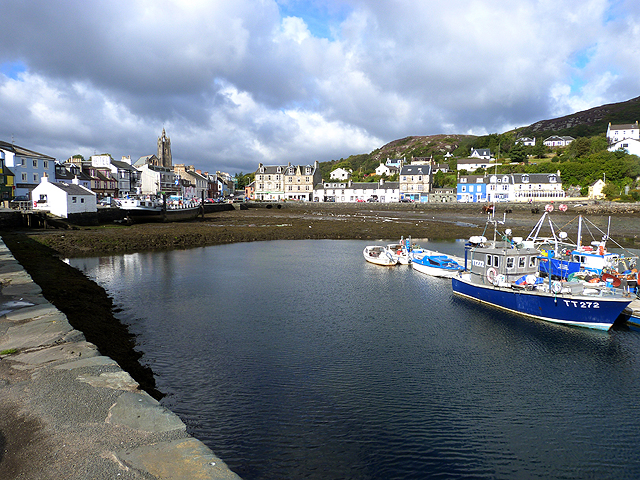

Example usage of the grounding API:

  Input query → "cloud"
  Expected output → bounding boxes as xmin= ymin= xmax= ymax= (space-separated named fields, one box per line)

xmin=0 ymin=0 xmax=639 ymax=174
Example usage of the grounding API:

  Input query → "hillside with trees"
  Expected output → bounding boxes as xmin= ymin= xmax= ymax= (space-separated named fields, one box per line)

xmin=313 ymin=95 xmax=640 ymax=200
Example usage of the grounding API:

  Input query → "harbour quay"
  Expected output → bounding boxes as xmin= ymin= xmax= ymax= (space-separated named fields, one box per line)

xmin=0 ymin=240 xmax=241 ymax=480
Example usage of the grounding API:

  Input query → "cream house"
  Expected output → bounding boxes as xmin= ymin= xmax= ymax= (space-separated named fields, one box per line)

xmin=588 ymin=179 xmax=606 ymax=200
xmin=255 ymin=163 xmax=286 ymax=200
xmin=399 ymin=163 xmax=431 ymax=202
xmin=284 ymin=161 xmax=321 ymax=201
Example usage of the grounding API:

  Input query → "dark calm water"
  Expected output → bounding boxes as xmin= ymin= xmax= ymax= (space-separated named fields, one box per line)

xmin=69 ymin=240 xmax=640 ymax=480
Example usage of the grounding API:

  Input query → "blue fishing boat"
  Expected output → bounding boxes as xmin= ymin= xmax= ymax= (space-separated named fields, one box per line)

xmin=452 ymin=217 xmax=633 ymax=331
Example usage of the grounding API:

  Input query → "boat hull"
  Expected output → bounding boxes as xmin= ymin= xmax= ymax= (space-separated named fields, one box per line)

xmin=363 ymin=246 xmax=398 ymax=266
xmin=412 ymin=261 xmax=461 ymax=278
xmin=452 ymin=275 xmax=631 ymax=331
xmin=122 ymin=206 xmax=201 ymax=223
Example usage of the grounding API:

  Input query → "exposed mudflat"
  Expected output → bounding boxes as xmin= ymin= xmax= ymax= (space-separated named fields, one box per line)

xmin=17 ymin=201 xmax=640 ymax=258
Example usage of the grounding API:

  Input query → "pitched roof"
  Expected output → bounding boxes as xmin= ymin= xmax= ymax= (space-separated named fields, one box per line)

xmin=0 ymin=140 xmax=55 ymax=160
xmin=400 ymin=164 xmax=431 ymax=175
xmin=45 ymin=182 xmax=95 ymax=196
xmin=111 ymin=160 xmax=137 ymax=171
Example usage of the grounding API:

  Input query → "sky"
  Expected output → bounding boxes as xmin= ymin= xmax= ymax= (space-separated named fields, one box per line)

xmin=1 ymin=0 xmax=639 ymax=176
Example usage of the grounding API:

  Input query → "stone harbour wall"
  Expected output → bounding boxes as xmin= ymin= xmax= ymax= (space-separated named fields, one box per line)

xmin=0 ymin=239 xmax=241 ymax=480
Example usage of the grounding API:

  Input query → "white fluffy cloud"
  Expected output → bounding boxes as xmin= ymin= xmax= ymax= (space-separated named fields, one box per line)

xmin=0 ymin=0 xmax=638 ymax=174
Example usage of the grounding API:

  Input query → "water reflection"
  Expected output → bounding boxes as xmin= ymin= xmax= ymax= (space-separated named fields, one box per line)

xmin=70 ymin=239 xmax=640 ymax=480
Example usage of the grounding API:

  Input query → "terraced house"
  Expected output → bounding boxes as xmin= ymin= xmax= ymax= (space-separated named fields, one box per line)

xmin=284 ymin=161 xmax=321 ymax=201
xmin=255 ymin=163 xmax=285 ymax=201
xmin=399 ymin=162 xmax=431 ymax=202
xmin=0 ymin=141 xmax=55 ymax=197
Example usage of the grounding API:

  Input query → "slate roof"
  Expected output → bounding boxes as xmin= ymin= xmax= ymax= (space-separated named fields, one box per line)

xmin=111 ymin=160 xmax=137 ymax=171
xmin=0 ymin=141 xmax=56 ymax=160
xmin=400 ymin=164 xmax=431 ymax=175
xmin=47 ymin=182 xmax=94 ymax=196
xmin=512 ymin=173 xmax=561 ymax=184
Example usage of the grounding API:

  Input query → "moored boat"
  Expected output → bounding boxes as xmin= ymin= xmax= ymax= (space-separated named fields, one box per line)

xmin=363 ymin=245 xmax=398 ymax=266
xmin=411 ymin=251 xmax=464 ymax=278
xmin=120 ymin=196 xmax=202 ymax=223
xmin=452 ymin=216 xmax=633 ymax=331
xmin=529 ymin=212 xmax=638 ymax=292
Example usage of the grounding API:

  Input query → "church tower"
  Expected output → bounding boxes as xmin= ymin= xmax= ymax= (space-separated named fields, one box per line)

xmin=157 ymin=128 xmax=172 ymax=168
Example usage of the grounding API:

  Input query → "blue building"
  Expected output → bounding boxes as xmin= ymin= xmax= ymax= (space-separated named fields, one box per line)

xmin=457 ymin=175 xmax=486 ymax=203
xmin=0 ymin=141 xmax=56 ymax=197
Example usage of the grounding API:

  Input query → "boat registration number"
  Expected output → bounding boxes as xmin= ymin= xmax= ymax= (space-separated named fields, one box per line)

xmin=472 ymin=260 xmax=485 ymax=268
xmin=562 ymin=300 xmax=600 ymax=309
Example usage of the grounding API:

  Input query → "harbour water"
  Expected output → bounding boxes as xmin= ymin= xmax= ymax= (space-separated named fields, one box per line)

xmin=70 ymin=239 xmax=640 ymax=480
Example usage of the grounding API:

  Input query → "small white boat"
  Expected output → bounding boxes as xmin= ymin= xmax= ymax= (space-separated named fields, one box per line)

xmin=363 ymin=246 xmax=398 ymax=266
xmin=411 ymin=251 xmax=464 ymax=278
xmin=385 ymin=242 xmax=411 ymax=265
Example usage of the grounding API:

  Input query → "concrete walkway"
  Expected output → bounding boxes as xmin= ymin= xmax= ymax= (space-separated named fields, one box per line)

xmin=0 ymin=240 xmax=241 ymax=479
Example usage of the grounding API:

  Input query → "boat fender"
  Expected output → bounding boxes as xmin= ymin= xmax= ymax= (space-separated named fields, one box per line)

xmin=486 ymin=267 xmax=498 ymax=285
xmin=494 ymin=274 xmax=506 ymax=287
xmin=551 ymin=281 xmax=562 ymax=294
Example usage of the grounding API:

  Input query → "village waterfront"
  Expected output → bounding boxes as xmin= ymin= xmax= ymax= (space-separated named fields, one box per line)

xmin=4 ymin=202 xmax=640 ymax=479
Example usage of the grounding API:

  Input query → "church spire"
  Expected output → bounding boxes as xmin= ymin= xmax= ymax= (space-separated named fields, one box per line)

xmin=157 ymin=128 xmax=172 ymax=168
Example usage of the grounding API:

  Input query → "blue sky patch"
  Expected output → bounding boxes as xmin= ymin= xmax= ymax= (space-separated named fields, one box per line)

xmin=276 ymin=0 xmax=350 ymax=39
xmin=0 ymin=61 xmax=27 ymax=80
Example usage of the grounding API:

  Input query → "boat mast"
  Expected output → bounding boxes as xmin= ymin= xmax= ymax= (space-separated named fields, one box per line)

xmin=577 ymin=215 xmax=582 ymax=249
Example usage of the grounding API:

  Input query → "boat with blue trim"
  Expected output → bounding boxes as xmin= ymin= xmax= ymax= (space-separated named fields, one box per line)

xmin=452 ymin=216 xmax=633 ymax=331
xmin=411 ymin=251 xmax=464 ymax=278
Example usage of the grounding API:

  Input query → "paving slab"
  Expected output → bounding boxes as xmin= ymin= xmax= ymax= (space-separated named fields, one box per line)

xmin=106 ymin=390 xmax=187 ymax=433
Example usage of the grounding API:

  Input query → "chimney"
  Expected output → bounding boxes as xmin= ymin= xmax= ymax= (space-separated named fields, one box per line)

xmin=41 ymin=175 xmax=48 ymax=183
xmin=72 ymin=176 xmax=79 ymax=185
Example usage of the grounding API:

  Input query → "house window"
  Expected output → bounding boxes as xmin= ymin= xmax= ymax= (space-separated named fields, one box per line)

xmin=80 ymin=198 xmax=84 ymax=203
xmin=461 ymin=186 xmax=466 ymax=192
xmin=44 ymin=160 xmax=48 ymax=168
xmin=33 ymin=160 xmax=38 ymax=167
xmin=39 ymin=194 xmax=47 ymax=202
xmin=33 ymin=174 xmax=38 ymax=182
xmin=72 ymin=197 xmax=77 ymax=203
xmin=21 ymin=173 xmax=27 ymax=182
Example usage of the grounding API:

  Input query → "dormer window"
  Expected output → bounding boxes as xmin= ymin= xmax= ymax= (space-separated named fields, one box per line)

xmin=549 ymin=175 xmax=557 ymax=183
xmin=502 ymin=176 xmax=509 ymax=183
xmin=522 ymin=175 xmax=529 ymax=183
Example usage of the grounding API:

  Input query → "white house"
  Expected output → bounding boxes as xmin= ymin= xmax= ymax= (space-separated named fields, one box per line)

xmin=375 ymin=163 xmax=399 ymax=177
xmin=543 ymin=136 xmax=574 ymax=147
xmin=31 ymin=177 xmax=96 ymax=217
xmin=608 ymin=138 xmax=640 ymax=156
xmin=511 ymin=172 xmax=565 ymax=202
xmin=606 ymin=121 xmax=639 ymax=144
xmin=314 ymin=180 xmax=400 ymax=203
xmin=456 ymin=158 xmax=495 ymax=173
xmin=470 ymin=148 xmax=492 ymax=159
xmin=330 ymin=167 xmax=352 ymax=181
xmin=486 ymin=174 xmax=514 ymax=202
xmin=516 ymin=137 xmax=536 ymax=146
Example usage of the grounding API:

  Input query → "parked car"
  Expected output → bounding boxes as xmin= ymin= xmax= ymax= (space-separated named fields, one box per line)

xmin=10 ymin=195 xmax=30 ymax=209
